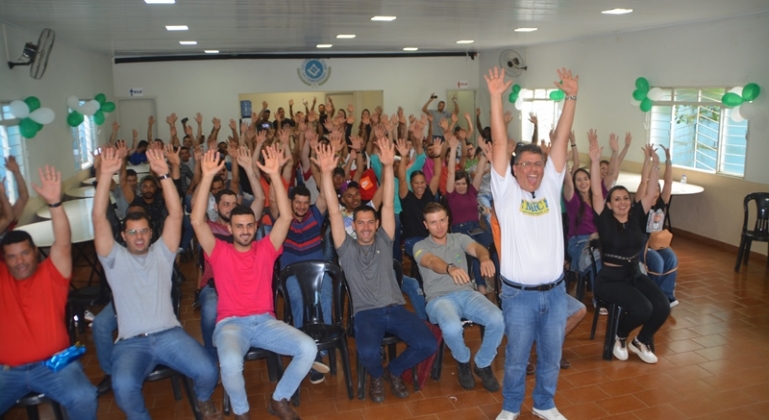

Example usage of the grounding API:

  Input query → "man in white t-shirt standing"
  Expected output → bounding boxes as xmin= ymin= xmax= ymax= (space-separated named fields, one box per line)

xmin=485 ymin=67 xmax=579 ymax=420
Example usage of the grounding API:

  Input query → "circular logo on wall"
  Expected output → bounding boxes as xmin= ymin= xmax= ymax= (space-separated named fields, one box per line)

xmin=297 ymin=59 xmax=331 ymax=87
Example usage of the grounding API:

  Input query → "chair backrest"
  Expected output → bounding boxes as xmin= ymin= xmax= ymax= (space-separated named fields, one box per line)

xmin=743 ymin=192 xmax=769 ymax=234
xmin=278 ymin=260 xmax=344 ymax=327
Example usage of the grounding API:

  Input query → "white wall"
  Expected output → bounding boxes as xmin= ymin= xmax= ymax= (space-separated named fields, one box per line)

xmin=112 ymin=56 xmax=480 ymax=128
xmin=477 ymin=13 xmax=769 ymax=254
xmin=1 ymin=24 xmax=114 ymax=222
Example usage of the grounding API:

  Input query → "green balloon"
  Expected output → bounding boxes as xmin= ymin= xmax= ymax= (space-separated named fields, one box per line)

xmin=549 ymin=90 xmax=565 ymax=101
xmin=19 ymin=118 xmax=39 ymax=138
xmin=95 ymin=93 xmax=107 ymax=105
xmin=24 ymin=96 xmax=41 ymax=112
xmin=512 ymin=84 xmax=521 ymax=94
xmin=93 ymin=110 xmax=105 ymax=125
xmin=640 ymin=98 xmax=653 ymax=112
xmin=742 ymin=83 xmax=760 ymax=102
xmin=102 ymin=101 xmax=116 ymax=113
xmin=632 ymin=89 xmax=647 ymax=101
xmin=33 ymin=121 xmax=43 ymax=131
xmin=508 ymin=92 xmax=517 ymax=103
xmin=721 ymin=92 xmax=744 ymax=108
xmin=635 ymin=77 xmax=650 ymax=92
xmin=67 ymin=111 xmax=84 ymax=127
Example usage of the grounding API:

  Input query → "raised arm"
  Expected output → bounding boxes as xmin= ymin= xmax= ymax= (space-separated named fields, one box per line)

xmin=635 ymin=144 xmax=653 ymax=203
xmin=445 ymin=134 xmax=459 ymax=194
xmin=190 ymin=150 xmax=224 ymax=256
xmin=428 ymin=141 xmax=443 ymax=196
xmin=167 ymin=114 xmax=179 ymax=147
xmin=109 ymin=121 xmax=119 ymax=146
xmin=475 ymin=108 xmax=484 ymax=139
xmin=147 ymin=148 xmax=182 ymax=251
xmin=236 ymin=146 xmax=266 ymax=218
xmin=5 ymin=156 xmax=29 ymax=220
xmin=611 ymin=132 xmax=632 ymax=185
xmin=451 ymin=95 xmax=459 ymax=115
xmin=422 ymin=93 xmax=434 ymax=115
xmin=257 ymin=145 xmax=292 ymax=251
xmin=93 ymin=148 xmax=122 ymax=257
xmin=588 ymin=131 xmax=606 ymax=216
xmin=0 ymin=183 xmax=15 ymax=234
xmin=376 ymin=137 xmax=396 ymax=240
xmin=639 ymin=150 xmax=661 ymax=213
xmin=315 ymin=144 xmax=346 ymax=248
xmin=32 ymin=166 xmax=71 ymax=278
xmin=147 ymin=115 xmax=155 ymax=144
xmin=562 ymin=158 xmax=575 ymax=202
xmin=472 ymin=152 xmax=487 ymax=191
xmin=549 ymin=68 xmax=580 ymax=172
xmin=605 ymin=133 xmax=620 ymax=190
xmin=660 ymin=145 xmax=672 ymax=204
xmin=484 ymin=67 xmax=514 ymax=176
xmin=529 ymin=115 xmax=538 ymax=144
xmin=194 ymin=113 xmax=203 ymax=143
xmin=396 ymin=140 xmax=410 ymax=199
xmin=569 ymin=130 xmax=580 ymax=176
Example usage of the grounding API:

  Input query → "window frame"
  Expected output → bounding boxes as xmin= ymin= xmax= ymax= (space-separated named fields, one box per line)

xmin=519 ymin=88 xmax=563 ymax=144
xmin=0 ymin=104 xmax=30 ymax=204
xmin=69 ymin=104 xmax=98 ymax=170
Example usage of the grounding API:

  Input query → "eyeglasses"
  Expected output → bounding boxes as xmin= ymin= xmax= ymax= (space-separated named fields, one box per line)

xmin=515 ymin=161 xmax=544 ymax=168
xmin=126 ymin=228 xmax=151 ymax=236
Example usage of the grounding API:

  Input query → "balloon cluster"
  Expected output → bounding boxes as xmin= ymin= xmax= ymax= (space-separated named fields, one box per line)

xmin=508 ymin=84 xmax=524 ymax=110
xmin=721 ymin=83 xmax=761 ymax=123
xmin=630 ymin=77 xmax=665 ymax=112
xmin=9 ymin=97 xmax=56 ymax=139
xmin=66 ymin=93 xmax=115 ymax=127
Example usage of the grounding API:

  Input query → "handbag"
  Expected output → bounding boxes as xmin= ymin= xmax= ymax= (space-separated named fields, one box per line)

xmin=648 ymin=229 xmax=673 ymax=250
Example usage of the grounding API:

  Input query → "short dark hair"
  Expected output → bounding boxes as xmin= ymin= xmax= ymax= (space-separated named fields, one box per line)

xmin=125 ymin=169 xmax=137 ymax=178
xmin=607 ymin=185 xmax=630 ymax=203
xmin=423 ymin=202 xmax=447 ymax=217
xmin=410 ymin=170 xmax=426 ymax=182
xmin=513 ymin=143 xmax=544 ymax=164
xmin=455 ymin=170 xmax=470 ymax=184
xmin=214 ymin=188 xmax=237 ymax=204
xmin=289 ymin=185 xmax=311 ymax=200
xmin=353 ymin=205 xmax=377 ymax=222
xmin=211 ymin=175 xmax=225 ymax=186
xmin=122 ymin=211 xmax=151 ymax=231
xmin=332 ymin=167 xmax=345 ymax=178
xmin=137 ymin=140 xmax=149 ymax=149
xmin=140 ymin=175 xmax=158 ymax=188
xmin=344 ymin=181 xmax=360 ymax=192
xmin=1 ymin=230 xmax=35 ymax=253
xmin=600 ymin=159 xmax=610 ymax=166
xmin=180 ymin=146 xmax=189 ymax=152
xmin=229 ymin=205 xmax=255 ymax=220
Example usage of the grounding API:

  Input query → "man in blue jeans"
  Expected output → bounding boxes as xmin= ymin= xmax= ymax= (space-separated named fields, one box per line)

xmin=413 ymin=202 xmax=504 ymax=392
xmin=94 ymin=147 xmax=222 ymax=420
xmin=486 ymin=66 xmax=579 ymax=420
xmin=319 ymin=138 xmax=437 ymax=403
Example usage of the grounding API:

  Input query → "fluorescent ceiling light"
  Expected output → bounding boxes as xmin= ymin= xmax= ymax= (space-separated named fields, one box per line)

xmin=602 ymin=8 xmax=633 ymax=15
xmin=165 ymin=25 xmax=188 ymax=31
xmin=316 ymin=44 xmax=333 ymax=48
xmin=145 ymin=0 xmax=175 ymax=4
xmin=336 ymin=34 xmax=356 ymax=39
xmin=371 ymin=16 xmax=396 ymax=21
xmin=179 ymin=41 xmax=197 ymax=45
xmin=456 ymin=40 xmax=474 ymax=44
xmin=514 ymin=27 xmax=538 ymax=32
xmin=204 ymin=50 xmax=219 ymax=54
xmin=403 ymin=47 xmax=418 ymax=51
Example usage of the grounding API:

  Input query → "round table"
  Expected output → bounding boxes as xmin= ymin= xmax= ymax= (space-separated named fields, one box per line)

xmin=82 ymin=174 xmax=120 ymax=186
xmin=66 ymin=186 xmax=96 ymax=199
xmin=127 ymin=163 xmax=150 ymax=174
xmin=36 ymin=198 xmax=94 ymax=220
xmin=15 ymin=217 xmax=95 ymax=247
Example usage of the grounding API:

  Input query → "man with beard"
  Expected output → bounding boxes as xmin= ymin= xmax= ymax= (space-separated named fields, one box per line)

xmin=192 ymin=147 xmax=318 ymax=420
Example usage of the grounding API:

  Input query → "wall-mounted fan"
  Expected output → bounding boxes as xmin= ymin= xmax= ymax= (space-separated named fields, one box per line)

xmin=7 ymin=28 xmax=55 ymax=80
xmin=499 ymin=49 xmax=527 ymax=78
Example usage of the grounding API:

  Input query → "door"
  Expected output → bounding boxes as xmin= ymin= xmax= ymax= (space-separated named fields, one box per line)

xmin=117 ymin=98 xmax=156 ymax=142
xmin=446 ymin=89 xmax=476 ymax=143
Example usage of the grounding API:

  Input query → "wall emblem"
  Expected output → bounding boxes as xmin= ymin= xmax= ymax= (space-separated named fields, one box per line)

xmin=297 ymin=59 xmax=331 ymax=87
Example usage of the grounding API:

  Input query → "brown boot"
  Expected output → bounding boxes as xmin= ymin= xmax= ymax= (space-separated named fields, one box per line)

xmin=268 ymin=398 xmax=300 ymax=420
xmin=197 ymin=400 xmax=223 ymax=420
xmin=369 ymin=375 xmax=385 ymax=402
xmin=382 ymin=367 xmax=409 ymax=399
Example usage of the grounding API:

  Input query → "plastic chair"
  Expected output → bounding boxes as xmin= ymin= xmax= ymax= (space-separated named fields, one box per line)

xmin=277 ymin=260 xmax=354 ymax=402
xmin=589 ymin=296 xmax=624 ymax=361
xmin=4 ymin=393 xmax=66 ymax=420
xmin=735 ymin=192 xmax=769 ymax=272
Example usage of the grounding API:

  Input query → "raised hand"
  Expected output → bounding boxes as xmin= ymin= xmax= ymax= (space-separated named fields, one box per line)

xmin=484 ymin=66 xmax=514 ymax=96
xmin=609 ymin=133 xmax=619 ymax=153
xmin=350 ymin=135 xmax=363 ymax=152
xmin=659 ymin=144 xmax=671 ymax=163
xmin=112 ymin=121 xmax=120 ymax=132
xmin=374 ymin=124 xmax=386 ymax=140
xmin=555 ymin=68 xmax=579 ymax=96
xmin=132 ymin=129 xmax=138 ymax=139
xmin=587 ymin=128 xmax=598 ymax=144
xmin=236 ymin=146 xmax=253 ymax=170
xmin=395 ymin=138 xmax=410 ymax=157
xmin=641 ymin=143 xmax=653 ymax=160
xmin=480 ymin=140 xmax=493 ymax=162
xmin=201 ymin=149 xmax=224 ymax=177
xmin=164 ymin=144 xmax=180 ymax=167
xmin=212 ymin=118 xmax=221 ymax=130
xmin=289 ymin=99 xmax=294 ymax=106
xmin=476 ymin=107 xmax=481 ymax=116
xmin=31 ymin=165 xmax=62 ymax=205
xmin=194 ymin=113 xmax=203 ymax=125
xmin=439 ymin=118 xmax=449 ymax=132
xmin=311 ymin=143 xmax=339 ymax=173
xmin=166 ymin=113 xmax=177 ymax=125
xmin=329 ymin=131 xmax=345 ymax=152
xmin=529 ymin=114 xmax=538 ymax=125
xmin=374 ymin=106 xmax=383 ymax=116
xmin=99 ymin=147 xmax=122 ymax=175
xmin=376 ymin=137 xmax=396 ymax=166
xmin=427 ymin=137 xmax=443 ymax=158
xmin=408 ymin=114 xmax=416 ymax=124
xmin=262 ymin=101 xmax=268 ymax=110
xmin=147 ymin=148 xmax=170 ymax=176
xmin=256 ymin=145 xmax=283 ymax=176
xmin=148 ymin=115 xmax=155 ymax=126
xmin=278 ymin=129 xmax=290 ymax=146
xmin=4 ymin=156 xmax=20 ymax=173
xmin=116 ymin=140 xmax=128 ymax=158
xmin=194 ymin=145 xmax=204 ymax=162
xmin=624 ymin=132 xmax=633 ymax=147
xmin=347 ymin=103 xmax=354 ymax=114
xmin=307 ymin=110 xmax=317 ymax=122
xmin=504 ymin=111 xmax=513 ymax=124
xmin=184 ymin=124 xmax=193 ymax=138
xmin=446 ymin=133 xmax=459 ymax=150
xmin=651 ymin=146 xmax=660 ymax=167
xmin=588 ymin=130 xmax=602 ymax=162
xmin=240 ymin=121 xmax=248 ymax=135
xmin=229 ymin=119 xmax=237 ymax=131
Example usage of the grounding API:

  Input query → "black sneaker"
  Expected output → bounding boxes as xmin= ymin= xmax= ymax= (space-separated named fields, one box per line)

xmin=473 ymin=364 xmax=500 ymax=392
xmin=97 ymin=375 xmax=112 ymax=396
xmin=457 ymin=362 xmax=475 ymax=390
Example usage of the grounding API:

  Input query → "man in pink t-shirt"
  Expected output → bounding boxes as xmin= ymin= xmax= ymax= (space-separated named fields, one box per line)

xmin=191 ymin=147 xmax=318 ymax=420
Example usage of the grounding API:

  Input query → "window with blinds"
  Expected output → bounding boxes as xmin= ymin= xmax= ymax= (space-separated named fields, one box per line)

xmin=0 ymin=104 xmax=29 ymax=203
xmin=520 ymin=89 xmax=563 ymax=144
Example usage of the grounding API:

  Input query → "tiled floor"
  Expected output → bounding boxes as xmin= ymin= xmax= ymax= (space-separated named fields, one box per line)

xmin=5 ymin=235 xmax=769 ymax=419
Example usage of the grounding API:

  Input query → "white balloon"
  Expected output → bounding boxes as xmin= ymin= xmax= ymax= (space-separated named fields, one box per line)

xmin=29 ymin=108 xmax=55 ymax=125
xmin=647 ymin=87 xmax=664 ymax=101
xmin=67 ymin=95 xmax=81 ymax=110
xmin=731 ymin=106 xmax=745 ymax=123
xmin=729 ymin=86 xmax=744 ymax=96
xmin=514 ymin=96 xmax=523 ymax=111
xmin=630 ymin=99 xmax=641 ymax=107
xmin=9 ymin=100 xmax=29 ymax=119
xmin=80 ymin=100 xmax=100 ymax=116
xmin=519 ymin=88 xmax=530 ymax=98
xmin=739 ymin=101 xmax=757 ymax=120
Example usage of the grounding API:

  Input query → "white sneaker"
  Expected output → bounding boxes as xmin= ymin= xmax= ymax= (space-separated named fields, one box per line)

xmin=670 ymin=299 xmax=679 ymax=308
xmin=533 ymin=406 xmax=568 ymax=420
xmin=628 ymin=338 xmax=658 ymax=364
xmin=599 ymin=308 xmax=608 ymax=316
xmin=613 ymin=337 xmax=628 ymax=361
xmin=496 ymin=410 xmax=520 ymax=420
xmin=84 ymin=310 xmax=95 ymax=322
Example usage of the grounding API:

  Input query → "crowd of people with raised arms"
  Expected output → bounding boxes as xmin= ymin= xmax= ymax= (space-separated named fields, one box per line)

xmin=0 ymin=65 xmax=678 ymax=420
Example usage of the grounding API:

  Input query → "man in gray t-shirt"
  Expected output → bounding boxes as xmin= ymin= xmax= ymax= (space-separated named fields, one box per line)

xmin=422 ymin=93 xmax=459 ymax=138
xmin=413 ymin=202 xmax=504 ymax=393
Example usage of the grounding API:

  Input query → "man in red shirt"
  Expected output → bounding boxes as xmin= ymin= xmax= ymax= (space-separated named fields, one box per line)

xmin=191 ymin=147 xmax=319 ymax=420
xmin=0 ymin=166 xmax=97 ymax=419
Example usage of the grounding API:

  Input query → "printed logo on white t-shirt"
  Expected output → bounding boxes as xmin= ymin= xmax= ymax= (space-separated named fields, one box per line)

xmin=519 ymin=198 xmax=550 ymax=216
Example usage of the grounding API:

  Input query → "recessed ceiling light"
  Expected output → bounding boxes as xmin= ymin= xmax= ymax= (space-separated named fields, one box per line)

xmin=336 ymin=34 xmax=356 ymax=39
xmin=145 ymin=0 xmax=174 ymax=4
xmin=403 ymin=47 xmax=418 ymax=51
xmin=371 ymin=16 xmax=396 ymax=21
xmin=456 ymin=40 xmax=474 ymax=44
xmin=316 ymin=44 xmax=333 ymax=48
xmin=514 ymin=27 xmax=538 ymax=32
xmin=602 ymin=8 xmax=633 ymax=15
xmin=165 ymin=25 xmax=188 ymax=31
xmin=179 ymin=41 xmax=197 ymax=45
xmin=204 ymin=50 xmax=219 ymax=54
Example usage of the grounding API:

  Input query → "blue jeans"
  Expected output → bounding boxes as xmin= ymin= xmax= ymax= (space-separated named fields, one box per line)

xmin=199 ymin=284 xmax=219 ymax=361
xmin=452 ymin=221 xmax=496 ymax=288
xmin=426 ymin=290 xmax=504 ymax=367
xmin=500 ymin=276 xmax=567 ymax=413
xmin=285 ymin=274 xmax=333 ymax=328
xmin=567 ymin=234 xmax=601 ymax=304
xmin=0 ymin=361 xmax=97 ymax=419
xmin=402 ymin=275 xmax=428 ymax=321
xmin=354 ymin=305 xmax=436 ymax=377
xmin=214 ymin=314 xmax=316 ymax=414
xmin=642 ymin=247 xmax=678 ymax=301
xmin=111 ymin=327 xmax=218 ymax=420
xmin=92 ymin=302 xmax=117 ymax=375
xmin=477 ymin=192 xmax=493 ymax=231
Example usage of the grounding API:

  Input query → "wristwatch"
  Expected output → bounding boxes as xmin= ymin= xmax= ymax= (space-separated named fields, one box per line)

xmin=446 ymin=263 xmax=456 ymax=274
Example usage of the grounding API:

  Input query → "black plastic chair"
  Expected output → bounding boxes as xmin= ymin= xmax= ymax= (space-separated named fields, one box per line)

xmin=277 ymin=260 xmax=354 ymax=402
xmin=565 ymin=239 xmax=600 ymax=303
xmin=735 ymin=192 xmax=769 ymax=272
xmin=590 ymin=296 xmax=624 ymax=361
xmin=221 ymin=348 xmax=284 ymax=416
xmin=3 ymin=393 xmax=66 ymax=420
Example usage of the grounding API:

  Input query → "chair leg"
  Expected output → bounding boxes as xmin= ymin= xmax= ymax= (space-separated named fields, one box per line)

xmin=338 ymin=342 xmax=354 ymax=400
xmin=735 ymin=235 xmax=747 ymax=271
xmin=51 ymin=401 xmax=66 ymax=420
xmin=222 ymin=391 xmax=231 ymax=416
xmin=356 ymin=355 xmax=366 ymax=400
xmin=181 ymin=375 xmax=203 ymax=420
xmin=744 ymin=240 xmax=753 ymax=265
xmin=576 ymin=273 xmax=585 ymax=303
xmin=589 ymin=303 xmax=601 ymax=340
xmin=25 ymin=405 xmax=40 ymax=420
xmin=431 ymin=340 xmax=444 ymax=380
xmin=170 ymin=375 xmax=182 ymax=400
xmin=328 ymin=348 xmax=338 ymax=376
xmin=412 ymin=367 xmax=419 ymax=392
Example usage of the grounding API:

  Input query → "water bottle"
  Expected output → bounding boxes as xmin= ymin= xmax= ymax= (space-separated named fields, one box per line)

xmin=680 ymin=174 xmax=687 ymax=185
